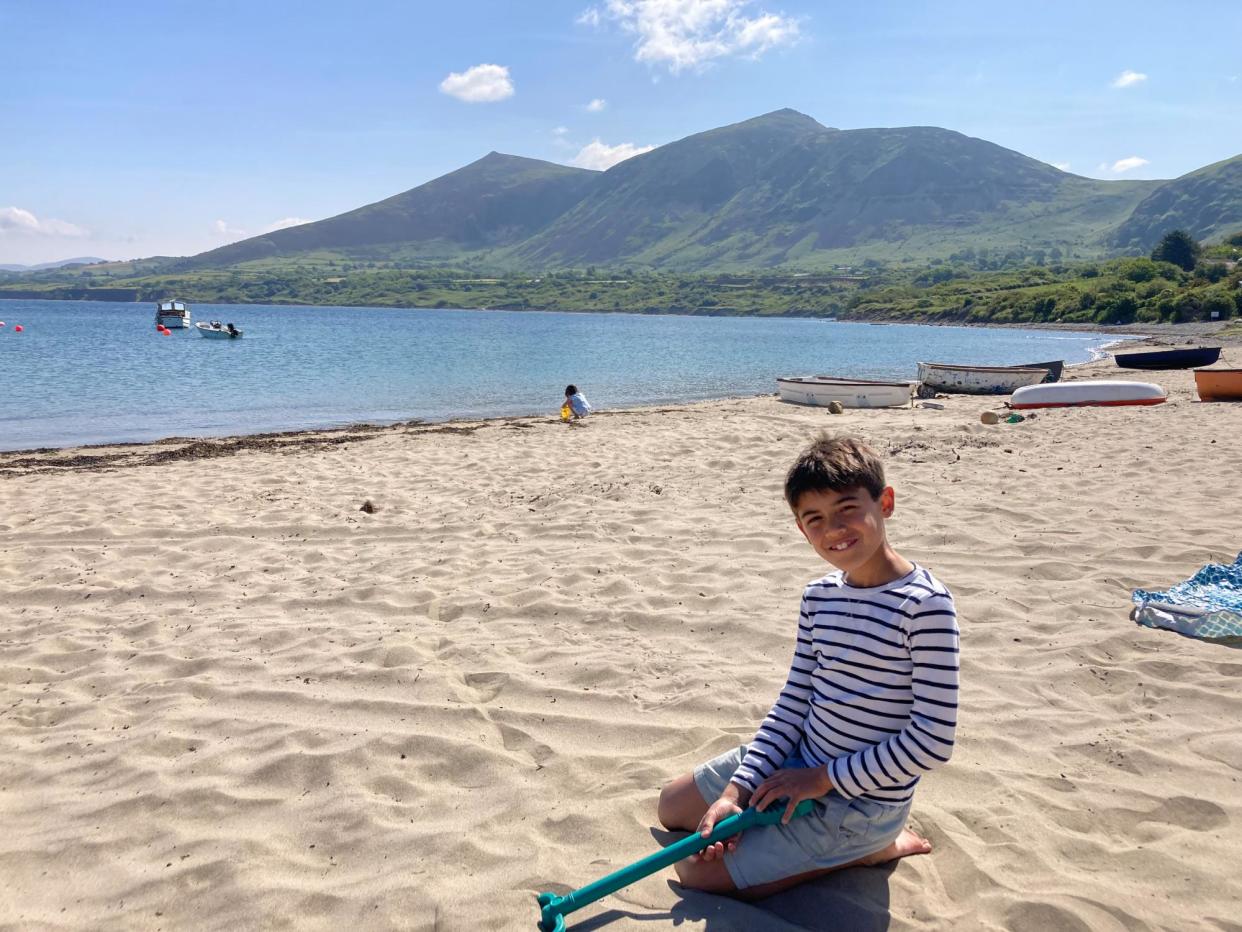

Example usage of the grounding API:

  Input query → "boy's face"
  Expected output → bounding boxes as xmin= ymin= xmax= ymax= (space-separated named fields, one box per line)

xmin=793 ymin=485 xmax=895 ymax=576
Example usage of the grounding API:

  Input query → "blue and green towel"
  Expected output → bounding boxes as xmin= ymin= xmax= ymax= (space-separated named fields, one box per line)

xmin=1133 ymin=553 xmax=1242 ymax=644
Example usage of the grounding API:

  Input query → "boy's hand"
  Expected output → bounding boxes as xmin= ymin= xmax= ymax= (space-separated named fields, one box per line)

xmin=692 ymin=796 xmax=744 ymax=863
xmin=751 ymin=766 xmax=834 ymax=824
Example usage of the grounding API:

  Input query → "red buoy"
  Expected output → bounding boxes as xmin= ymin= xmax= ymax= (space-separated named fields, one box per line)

xmin=13 ymin=325 xmax=23 ymax=332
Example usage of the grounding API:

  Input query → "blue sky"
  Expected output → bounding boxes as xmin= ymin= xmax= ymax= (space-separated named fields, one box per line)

xmin=3 ymin=0 xmax=1240 ymax=264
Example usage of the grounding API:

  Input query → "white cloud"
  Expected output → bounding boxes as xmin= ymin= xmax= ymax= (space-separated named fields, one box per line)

xmin=212 ymin=219 xmax=247 ymax=237
xmin=577 ymin=6 xmax=602 ymax=26
xmin=263 ymin=217 xmax=312 ymax=233
xmin=582 ymin=0 xmax=800 ymax=74
xmin=1107 ymin=156 xmax=1150 ymax=173
xmin=586 ymin=97 xmax=607 ymax=111
xmin=552 ymin=125 xmax=570 ymax=136
xmin=1111 ymin=69 xmax=1147 ymax=88
xmin=1052 ymin=161 xmax=1071 ymax=172
xmin=570 ymin=138 xmax=655 ymax=170
xmin=0 ymin=206 xmax=87 ymax=237
xmin=439 ymin=63 xmax=515 ymax=103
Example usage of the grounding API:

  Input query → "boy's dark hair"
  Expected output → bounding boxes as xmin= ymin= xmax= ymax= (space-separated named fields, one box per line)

xmin=565 ymin=384 xmax=578 ymax=396
xmin=785 ymin=435 xmax=886 ymax=508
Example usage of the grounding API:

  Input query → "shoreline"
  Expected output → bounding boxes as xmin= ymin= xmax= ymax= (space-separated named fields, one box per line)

xmin=0 ymin=335 xmax=1183 ymax=464
xmin=0 ymin=311 xmax=1163 ymax=455
xmin=3 ymin=293 xmax=1238 ymax=338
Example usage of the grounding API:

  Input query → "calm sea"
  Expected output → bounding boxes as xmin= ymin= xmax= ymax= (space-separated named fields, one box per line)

xmin=0 ymin=299 xmax=1110 ymax=451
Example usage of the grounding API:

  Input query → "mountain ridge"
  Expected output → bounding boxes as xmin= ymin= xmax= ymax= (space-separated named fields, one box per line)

xmin=170 ymin=109 xmax=1242 ymax=271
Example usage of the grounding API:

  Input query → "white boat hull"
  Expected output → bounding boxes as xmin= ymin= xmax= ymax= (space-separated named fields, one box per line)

xmin=195 ymin=322 xmax=242 ymax=339
xmin=1010 ymin=380 xmax=1167 ymax=409
xmin=918 ymin=362 xmax=1047 ymax=395
xmin=157 ymin=316 xmax=190 ymax=328
xmin=777 ymin=377 xmax=915 ymax=409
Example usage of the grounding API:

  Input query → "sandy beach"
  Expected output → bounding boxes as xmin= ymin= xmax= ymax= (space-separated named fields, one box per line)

xmin=2 ymin=349 xmax=1241 ymax=931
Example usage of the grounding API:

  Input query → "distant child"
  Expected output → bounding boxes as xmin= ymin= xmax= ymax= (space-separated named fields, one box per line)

xmin=656 ymin=435 xmax=959 ymax=899
xmin=562 ymin=384 xmax=592 ymax=421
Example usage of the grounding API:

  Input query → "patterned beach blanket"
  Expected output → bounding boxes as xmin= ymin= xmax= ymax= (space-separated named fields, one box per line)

xmin=1132 ymin=552 xmax=1242 ymax=644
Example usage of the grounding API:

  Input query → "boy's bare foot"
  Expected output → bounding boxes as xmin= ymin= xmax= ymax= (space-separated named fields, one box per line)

xmin=859 ymin=827 xmax=932 ymax=866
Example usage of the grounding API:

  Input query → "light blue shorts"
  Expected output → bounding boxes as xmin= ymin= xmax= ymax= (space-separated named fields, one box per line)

xmin=693 ymin=744 xmax=910 ymax=889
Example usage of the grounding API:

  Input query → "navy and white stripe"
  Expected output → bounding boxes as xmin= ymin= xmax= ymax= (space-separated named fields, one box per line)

xmin=731 ymin=565 xmax=959 ymax=805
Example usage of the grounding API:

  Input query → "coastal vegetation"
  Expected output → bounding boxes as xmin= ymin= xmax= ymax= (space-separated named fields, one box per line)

xmin=2 ymin=232 xmax=1238 ymax=326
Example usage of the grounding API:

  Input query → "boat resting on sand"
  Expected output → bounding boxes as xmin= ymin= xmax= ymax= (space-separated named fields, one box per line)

xmin=917 ymin=362 xmax=1048 ymax=395
xmin=195 ymin=320 xmax=243 ymax=339
xmin=777 ymin=376 xmax=916 ymax=409
xmin=1020 ymin=359 xmax=1064 ymax=383
xmin=1009 ymin=380 xmax=1167 ymax=409
xmin=1194 ymin=368 xmax=1242 ymax=402
xmin=1114 ymin=346 xmax=1221 ymax=370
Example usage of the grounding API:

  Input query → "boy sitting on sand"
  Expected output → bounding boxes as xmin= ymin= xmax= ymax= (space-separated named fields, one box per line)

xmin=657 ymin=435 xmax=959 ymax=898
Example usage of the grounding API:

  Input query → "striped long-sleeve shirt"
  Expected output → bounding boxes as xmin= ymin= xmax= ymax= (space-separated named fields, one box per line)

xmin=731 ymin=565 xmax=959 ymax=805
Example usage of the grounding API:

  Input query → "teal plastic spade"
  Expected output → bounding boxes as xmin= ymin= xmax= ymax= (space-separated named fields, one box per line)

xmin=537 ymin=799 xmax=815 ymax=931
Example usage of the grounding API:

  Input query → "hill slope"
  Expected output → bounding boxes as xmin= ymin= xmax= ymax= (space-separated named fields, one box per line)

xmin=182 ymin=153 xmax=599 ymax=268
xmin=515 ymin=110 xmax=1159 ymax=267
xmin=1110 ymin=155 xmax=1242 ymax=250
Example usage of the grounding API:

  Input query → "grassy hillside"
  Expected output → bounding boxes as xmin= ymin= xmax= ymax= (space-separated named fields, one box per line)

xmin=4 ymin=240 xmax=1238 ymax=325
xmin=179 ymin=153 xmax=599 ymax=269
xmin=512 ymin=112 xmax=1161 ymax=268
xmin=1112 ymin=155 xmax=1242 ymax=251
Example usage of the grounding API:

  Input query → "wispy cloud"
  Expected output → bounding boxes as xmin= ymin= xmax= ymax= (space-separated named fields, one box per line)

xmin=1111 ymin=69 xmax=1147 ymax=88
xmin=1051 ymin=161 xmax=1071 ymax=172
xmin=1099 ymin=156 xmax=1150 ymax=174
xmin=570 ymin=138 xmax=655 ymax=170
xmin=263 ymin=217 xmax=312 ymax=233
xmin=439 ymin=63 xmax=515 ymax=103
xmin=585 ymin=97 xmax=607 ymax=112
xmin=579 ymin=0 xmax=800 ymax=74
xmin=552 ymin=125 xmax=570 ymax=136
xmin=212 ymin=219 xmax=247 ymax=238
xmin=0 ymin=206 xmax=87 ymax=237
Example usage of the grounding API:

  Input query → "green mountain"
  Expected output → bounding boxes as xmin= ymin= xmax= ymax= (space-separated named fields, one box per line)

xmin=181 ymin=152 xmax=598 ymax=268
xmin=514 ymin=110 xmax=1161 ymax=267
xmin=1110 ymin=154 xmax=1242 ymax=250
xmin=173 ymin=109 xmax=1242 ymax=271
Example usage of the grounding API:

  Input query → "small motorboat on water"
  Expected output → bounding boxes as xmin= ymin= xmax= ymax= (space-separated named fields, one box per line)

xmin=155 ymin=300 xmax=191 ymax=329
xmin=1114 ymin=346 xmax=1221 ymax=369
xmin=917 ymin=362 xmax=1049 ymax=395
xmin=195 ymin=320 xmax=243 ymax=339
xmin=777 ymin=375 xmax=916 ymax=409
xmin=1194 ymin=368 xmax=1242 ymax=402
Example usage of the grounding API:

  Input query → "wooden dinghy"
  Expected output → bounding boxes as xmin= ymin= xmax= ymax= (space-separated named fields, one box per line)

xmin=917 ymin=362 xmax=1049 ymax=395
xmin=776 ymin=376 xmax=916 ymax=409
xmin=1009 ymin=380 xmax=1168 ymax=409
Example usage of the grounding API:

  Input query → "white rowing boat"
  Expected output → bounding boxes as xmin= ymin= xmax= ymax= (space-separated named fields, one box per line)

xmin=777 ymin=376 xmax=916 ymax=409
xmin=917 ymin=362 xmax=1049 ymax=395
xmin=1009 ymin=380 xmax=1167 ymax=409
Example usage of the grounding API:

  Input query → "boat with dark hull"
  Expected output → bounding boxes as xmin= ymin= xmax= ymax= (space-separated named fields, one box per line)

xmin=1114 ymin=346 xmax=1221 ymax=370
xmin=1019 ymin=360 xmax=1064 ymax=383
